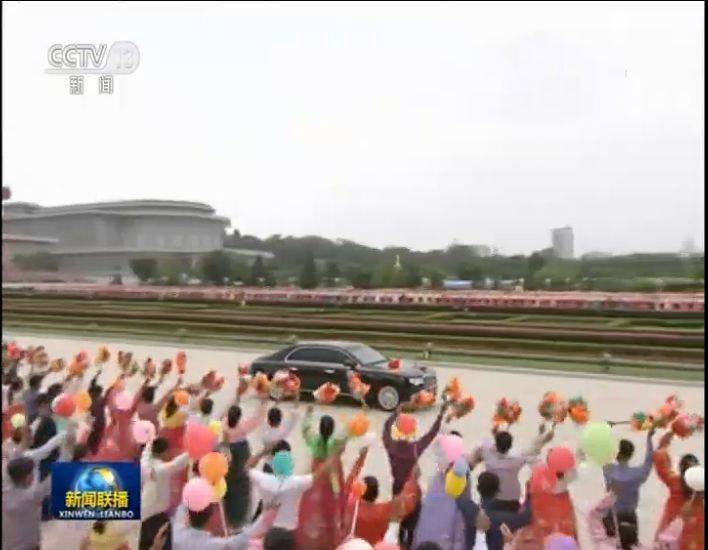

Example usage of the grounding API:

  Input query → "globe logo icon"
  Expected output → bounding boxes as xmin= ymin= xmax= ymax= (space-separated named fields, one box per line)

xmin=74 ymin=467 xmax=120 ymax=494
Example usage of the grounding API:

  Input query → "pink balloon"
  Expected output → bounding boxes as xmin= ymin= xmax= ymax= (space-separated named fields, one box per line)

xmin=132 ymin=420 xmax=156 ymax=444
xmin=114 ymin=391 xmax=133 ymax=411
xmin=530 ymin=463 xmax=557 ymax=494
xmin=547 ymin=446 xmax=576 ymax=474
xmin=182 ymin=478 xmax=214 ymax=512
xmin=184 ymin=420 xmax=218 ymax=460
xmin=438 ymin=434 xmax=465 ymax=466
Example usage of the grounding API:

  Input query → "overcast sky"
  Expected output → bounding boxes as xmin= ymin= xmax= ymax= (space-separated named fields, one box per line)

xmin=2 ymin=1 xmax=704 ymax=255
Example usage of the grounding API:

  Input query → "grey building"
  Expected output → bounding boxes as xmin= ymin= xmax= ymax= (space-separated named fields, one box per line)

xmin=2 ymin=200 xmax=230 ymax=279
xmin=468 ymin=244 xmax=492 ymax=257
xmin=551 ymin=226 xmax=574 ymax=259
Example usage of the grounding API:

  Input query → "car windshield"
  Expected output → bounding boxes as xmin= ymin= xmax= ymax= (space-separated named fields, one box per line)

xmin=348 ymin=344 xmax=387 ymax=366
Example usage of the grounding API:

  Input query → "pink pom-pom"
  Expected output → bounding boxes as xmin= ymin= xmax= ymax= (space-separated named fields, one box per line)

xmin=182 ymin=478 xmax=214 ymax=512
xmin=132 ymin=420 xmax=156 ymax=444
xmin=114 ymin=391 xmax=133 ymax=411
xmin=547 ymin=446 xmax=576 ymax=474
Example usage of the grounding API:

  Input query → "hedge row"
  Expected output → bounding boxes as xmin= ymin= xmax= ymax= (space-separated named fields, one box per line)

xmin=3 ymin=310 xmax=704 ymax=363
xmin=3 ymin=300 xmax=703 ymax=349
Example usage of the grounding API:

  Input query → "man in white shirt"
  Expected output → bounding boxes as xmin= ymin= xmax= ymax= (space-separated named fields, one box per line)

xmin=171 ymin=444 xmax=277 ymax=550
xmin=2 ymin=429 xmax=70 ymax=481
xmin=248 ymin=455 xmax=313 ymax=531
xmin=140 ymin=437 xmax=190 ymax=549
xmin=188 ymin=386 xmax=230 ymax=427
xmin=171 ymin=502 xmax=257 ymax=550
xmin=470 ymin=424 xmax=554 ymax=512
xmin=260 ymin=404 xmax=301 ymax=471
xmin=3 ymin=455 xmax=54 ymax=550
xmin=248 ymin=443 xmax=344 ymax=534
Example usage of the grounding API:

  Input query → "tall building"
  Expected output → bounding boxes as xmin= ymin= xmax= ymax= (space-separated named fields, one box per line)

xmin=680 ymin=238 xmax=696 ymax=257
xmin=551 ymin=226 xmax=574 ymax=259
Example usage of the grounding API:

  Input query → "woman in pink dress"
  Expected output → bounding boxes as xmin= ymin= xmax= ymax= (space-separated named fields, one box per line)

xmin=91 ymin=380 xmax=139 ymax=462
xmin=296 ymin=406 xmax=350 ymax=550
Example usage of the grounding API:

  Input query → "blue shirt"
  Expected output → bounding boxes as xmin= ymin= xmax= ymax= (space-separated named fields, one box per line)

xmin=602 ymin=433 xmax=654 ymax=513
xmin=457 ymin=496 xmax=533 ymax=550
xmin=23 ymin=388 xmax=40 ymax=422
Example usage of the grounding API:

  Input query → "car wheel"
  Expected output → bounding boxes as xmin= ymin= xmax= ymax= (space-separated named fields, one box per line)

xmin=377 ymin=385 xmax=400 ymax=411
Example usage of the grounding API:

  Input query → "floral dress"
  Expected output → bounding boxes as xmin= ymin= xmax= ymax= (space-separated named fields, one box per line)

xmin=295 ymin=411 xmax=349 ymax=550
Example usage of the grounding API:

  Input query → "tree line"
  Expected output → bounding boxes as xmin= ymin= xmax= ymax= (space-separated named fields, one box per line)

xmin=123 ymin=230 xmax=704 ymax=291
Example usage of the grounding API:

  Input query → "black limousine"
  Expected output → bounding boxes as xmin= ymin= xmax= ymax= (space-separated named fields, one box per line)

xmin=249 ymin=341 xmax=437 ymax=410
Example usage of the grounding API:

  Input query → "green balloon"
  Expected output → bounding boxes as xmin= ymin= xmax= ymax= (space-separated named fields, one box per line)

xmin=581 ymin=422 xmax=617 ymax=465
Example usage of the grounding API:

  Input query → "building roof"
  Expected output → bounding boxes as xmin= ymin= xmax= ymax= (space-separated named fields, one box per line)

xmin=5 ymin=199 xmax=214 ymax=213
xmin=2 ymin=233 xmax=59 ymax=244
xmin=3 ymin=200 xmax=230 ymax=225
xmin=42 ymin=246 xmax=222 ymax=256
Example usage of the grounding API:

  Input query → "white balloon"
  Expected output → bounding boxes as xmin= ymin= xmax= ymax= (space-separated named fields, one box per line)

xmin=684 ymin=466 xmax=704 ymax=492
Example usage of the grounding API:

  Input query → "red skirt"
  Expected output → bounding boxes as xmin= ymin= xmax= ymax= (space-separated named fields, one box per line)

xmin=89 ymin=436 xmax=124 ymax=462
xmin=527 ymin=490 xmax=578 ymax=542
xmin=296 ymin=458 xmax=348 ymax=550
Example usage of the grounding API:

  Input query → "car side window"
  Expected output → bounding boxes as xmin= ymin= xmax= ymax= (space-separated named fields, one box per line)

xmin=317 ymin=349 xmax=349 ymax=364
xmin=287 ymin=347 xmax=348 ymax=364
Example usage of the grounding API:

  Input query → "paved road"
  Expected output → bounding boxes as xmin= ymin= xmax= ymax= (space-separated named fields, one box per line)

xmin=7 ymin=333 xmax=704 ymax=549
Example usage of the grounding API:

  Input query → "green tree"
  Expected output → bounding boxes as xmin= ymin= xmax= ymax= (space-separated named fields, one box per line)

xmin=248 ymin=256 xmax=267 ymax=286
xmin=12 ymin=253 xmax=58 ymax=272
xmin=323 ymin=261 xmax=341 ymax=287
xmin=404 ymin=264 xmax=422 ymax=288
xmin=299 ymin=250 xmax=320 ymax=289
xmin=691 ymin=258 xmax=704 ymax=281
xmin=198 ymin=251 xmax=232 ymax=284
xmin=427 ymin=270 xmax=445 ymax=289
xmin=526 ymin=252 xmax=546 ymax=289
xmin=130 ymin=258 xmax=158 ymax=282
xmin=349 ymin=268 xmax=373 ymax=289
xmin=458 ymin=263 xmax=483 ymax=281
xmin=535 ymin=261 xmax=581 ymax=289
xmin=229 ymin=260 xmax=249 ymax=283
xmin=528 ymin=252 xmax=546 ymax=276
xmin=157 ymin=256 xmax=184 ymax=285
xmin=263 ymin=269 xmax=277 ymax=287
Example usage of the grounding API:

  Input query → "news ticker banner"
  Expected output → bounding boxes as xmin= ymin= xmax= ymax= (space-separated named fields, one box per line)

xmin=51 ymin=462 xmax=141 ymax=520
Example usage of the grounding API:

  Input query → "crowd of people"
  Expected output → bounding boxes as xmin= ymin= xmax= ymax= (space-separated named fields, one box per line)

xmin=1 ymin=342 xmax=704 ymax=550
